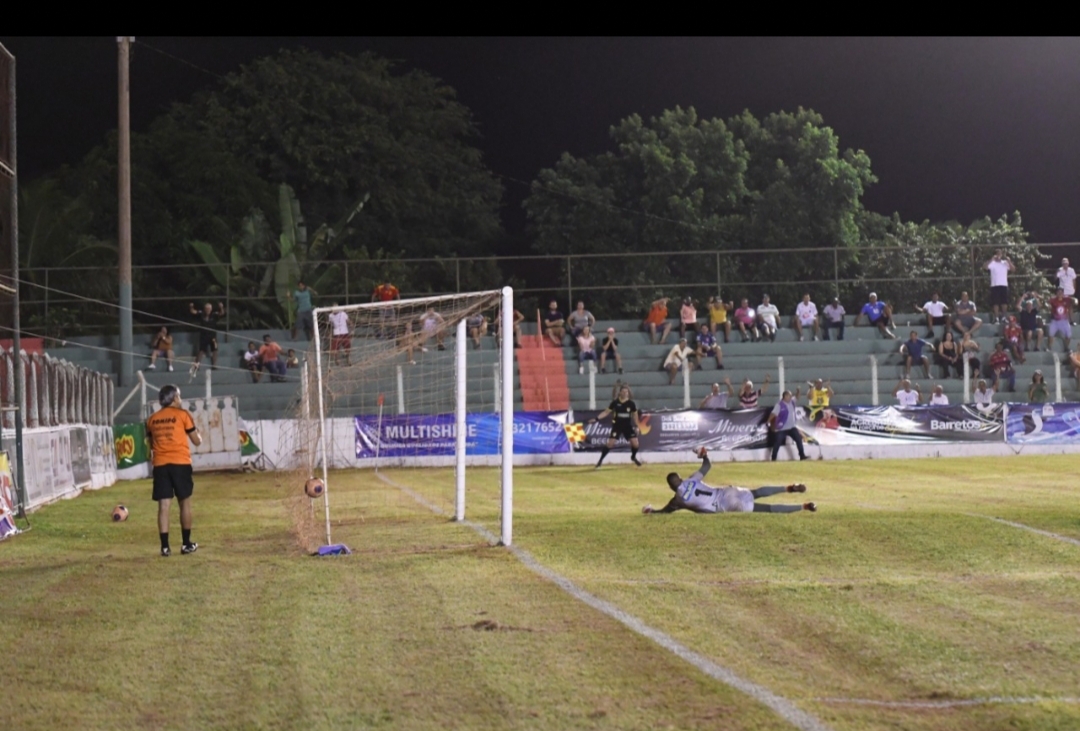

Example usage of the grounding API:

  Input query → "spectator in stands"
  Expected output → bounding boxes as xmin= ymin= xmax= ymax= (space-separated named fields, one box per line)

xmin=147 ymin=326 xmax=174 ymax=372
xmin=694 ymin=324 xmax=724 ymax=369
xmin=805 ymin=378 xmax=834 ymax=423
xmin=544 ymin=300 xmax=567 ymax=347
xmin=1047 ymin=287 xmax=1077 ymax=352
xmin=708 ymin=295 xmax=733 ymax=343
xmin=663 ymin=338 xmax=696 ymax=384
xmin=793 ymin=293 xmax=820 ymax=342
xmin=757 ymin=294 xmax=781 ymax=342
xmin=960 ymin=332 xmax=982 ymax=381
xmin=679 ymin=297 xmax=699 ymax=342
xmin=1028 ymin=370 xmax=1050 ymax=404
xmin=952 ymin=291 xmax=983 ymax=337
xmin=1058 ymin=258 xmax=1076 ymax=321
xmin=329 ymin=304 xmax=351 ymax=365
xmin=916 ymin=293 xmax=950 ymax=338
xmin=494 ymin=307 xmax=525 ymax=349
xmin=929 ymin=384 xmax=949 ymax=405
xmin=733 ymin=298 xmax=759 ymax=342
xmin=822 ymin=296 xmax=846 ymax=341
xmin=936 ymin=331 xmax=962 ymax=378
xmin=894 ymin=378 xmax=922 ymax=406
xmin=985 ymin=249 xmax=1014 ymax=324
xmin=259 ymin=334 xmax=286 ymax=383
xmin=467 ymin=312 xmax=488 ymax=350
xmin=1017 ymin=293 xmax=1045 ymax=352
xmin=1003 ymin=315 xmax=1026 ymax=364
xmin=419 ymin=307 xmax=447 ymax=352
xmin=973 ymin=378 xmax=996 ymax=406
xmin=288 ymin=281 xmax=318 ymax=341
xmin=243 ymin=341 xmax=261 ymax=383
xmin=854 ymin=293 xmax=896 ymax=339
xmin=985 ymin=341 xmax=1016 ymax=392
xmin=189 ymin=301 xmax=225 ymax=371
xmin=699 ymin=379 xmax=735 ymax=409
xmin=371 ymin=281 xmax=400 ymax=339
xmin=599 ymin=327 xmax=623 ymax=374
xmin=577 ymin=326 xmax=598 ymax=374
xmin=567 ymin=301 xmax=596 ymax=339
xmin=1070 ymin=346 xmax=1080 ymax=391
xmin=286 ymin=349 xmax=300 ymax=368
xmin=769 ymin=390 xmax=809 ymax=462
xmin=738 ymin=374 xmax=771 ymax=408
xmin=643 ymin=297 xmax=673 ymax=345
xmin=901 ymin=331 xmax=931 ymax=379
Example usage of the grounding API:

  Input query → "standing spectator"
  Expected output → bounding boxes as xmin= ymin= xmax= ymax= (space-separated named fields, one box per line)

xmin=708 ymin=295 xmax=733 ymax=343
xmin=805 ymin=379 xmax=834 ymax=423
xmin=599 ymin=327 xmax=623 ymax=374
xmin=733 ymin=298 xmax=759 ymax=342
xmin=643 ymin=297 xmax=673 ymax=345
xmin=1047 ymin=287 xmax=1077 ymax=352
xmin=576 ymin=326 xmax=597 ymax=374
xmin=769 ymin=390 xmax=809 ymax=462
xmin=699 ymin=379 xmax=735 ymax=409
xmin=960 ymin=332 xmax=981 ymax=381
xmin=853 ymin=293 xmax=896 ymax=339
xmin=663 ymin=338 xmax=696 ymax=385
xmin=1058 ymin=258 xmax=1077 ymax=321
xmin=694 ymin=324 xmax=725 ymax=369
xmin=986 ymin=341 xmax=1016 ymax=391
xmin=189 ymin=301 xmax=225 ymax=371
xmin=793 ymin=293 xmax=820 ymax=342
xmin=494 ymin=307 xmax=525 ymax=349
xmin=894 ymin=379 xmax=922 ymax=406
xmin=679 ymin=297 xmax=699 ymax=341
xmin=756 ymin=294 xmax=780 ymax=342
xmin=371 ymin=281 xmax=400 ymax=339
xmin=145 ymin=384 xmax=202 ymax=557
xmin=466 ymin=312 xmax=488 ymax=350
xmin=901 ymin=331 xmax=931 ymax=379
xmin=935 ymin=331 xmax=962 ymax=378
xmin=985 ymin=249 xmax=1014 ymax=324
xmin=1003 ymin=316 xmax=1026 ymax=364
xmin=242 ymin=341 xmax=261 ymax=383
xmin=329 ymin=304 xmax=351 ymax=365
xmin=1028 ymin=370 xmax=1050 ymax=403
xmin=288 ymin=281 xmax=318 ymax=341
xmin=738 ymin=374 xmax=771 ymax=408
xmin=567 ymin=301 xmax=596 ymax=339
xmin=973 ymin=378 xmax=997 ymax=406
xmin=952 ymin=292 xmax=983 ymax=337
xmin=929 ymin=384 xmax=949 ymax=405
xmin=258 ymin=334 xmax=286 ymax=382
xmin=822 ymin=297 xmax=846 ymax=341
xmin=1017 ymin=293 xmax=1045 ymax=352
xmin=147 ymin=326 xmax=175 ymax=372
xmin=916 ymin=293 xmax=951 ymax=338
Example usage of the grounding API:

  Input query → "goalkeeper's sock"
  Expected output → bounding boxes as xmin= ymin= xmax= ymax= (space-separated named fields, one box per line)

xmin=596 ymin=446 xmax=610 ymax=466
xmin=182 ymin=529 xmax=191 ymax=546
xmin=631 ymin=447 xmax=641 ymax=466
xmin=160 ymin=532 xmax=170 ymax=550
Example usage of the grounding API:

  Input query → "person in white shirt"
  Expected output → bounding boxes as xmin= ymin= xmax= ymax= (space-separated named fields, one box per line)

xmin=663 ymin=338 xmax=696 ymax=384
xmin=972 ymin=378 xmax=996 ymax=406
xmin=757 ymin=294 xmax=781 ymax=342
xmin=894 ymin=378 xmax=922 ymax=406
xmin=329 ymin=306 xmax=351 ymax=365
xmin=915 ymin=293 xmax=951 ymax=338
xmin=1057 ymin=258 xmax=1076 ymax=297
xmin=985 ymin=249 xmax=1014 ymax=324
xmin=793 ymin=293 xmax=820 ymax=341
xmin=699 ymin=379 xmax=735 ymax=409
xmin=822 ymin=297 xmax=845 ymax=341
xmin=576 ymin=326 xmax=597 ymax=374
xmin=928 ymin=384 xmax=949 ymax=405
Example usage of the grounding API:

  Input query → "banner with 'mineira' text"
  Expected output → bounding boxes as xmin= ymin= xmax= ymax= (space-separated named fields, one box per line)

xmin=354 ymin=411 xmax=571 ymax=457
xmin=572 ymin=408 xmax=771 ymax=452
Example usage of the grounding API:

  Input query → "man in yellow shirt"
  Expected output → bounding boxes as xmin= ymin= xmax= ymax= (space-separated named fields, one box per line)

xmin=145 ymin=385 xmax=203 ymax=557
xmin=806 ymin=379 xmax=834 ymax=423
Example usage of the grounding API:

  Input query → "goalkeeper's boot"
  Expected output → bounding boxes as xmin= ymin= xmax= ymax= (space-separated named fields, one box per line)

xmin=802 ymin=502 xmax=817 ymax=512
xmin=787 ymin=483 xmax=807 ymax=493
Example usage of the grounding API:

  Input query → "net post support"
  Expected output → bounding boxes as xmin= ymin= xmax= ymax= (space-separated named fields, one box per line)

xmin=682 ymin=353 xmax=691 ymax=408
xmin=312 ymin=306 xmax=331 ymax=546
xmin=396 ymin=364 xmax=405 ymax=414
xmin=500 ymin=287 xmax=514 ymax=546
xmin=870 ymin=355 xmax=879 ymax=406
xmin=963 ymin=358 xmax=971 ymax=403
xmin=454 ymin=317 xmax=467 ymax=521
xmin=588 ymin=365 xmax=596 ymax=410
xmin=1053 ymin=351 xmax=1063 ymax=402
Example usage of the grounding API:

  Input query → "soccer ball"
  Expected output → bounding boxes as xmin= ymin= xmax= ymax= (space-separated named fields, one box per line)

xmin=695 ymin=447 xmax=708 ymax=459
xmin=111 ymin=505 xmax=129 ymax=522
xmin=304 ymin=478 xmax=325 ymax=498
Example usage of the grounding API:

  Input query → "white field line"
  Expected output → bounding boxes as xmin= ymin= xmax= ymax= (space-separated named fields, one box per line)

xmin=967 ymin=514 xmax=1080 ymax=548
xmin=816 ymin=696 xmax=1080 ymax=709
xmin=376 ymin=472 xmax=832 ymax=731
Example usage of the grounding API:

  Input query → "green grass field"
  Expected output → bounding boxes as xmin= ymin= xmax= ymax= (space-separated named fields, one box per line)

xmin=2 ymin=456 xmax=1079 ymax=731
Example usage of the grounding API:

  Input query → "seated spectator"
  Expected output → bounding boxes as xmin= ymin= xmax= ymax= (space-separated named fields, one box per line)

xmin=985 ymin=341 xmax=1016 ymax=392
xmin=699 ymin=379 xmax=735 ymax=409
xmin=544 ymin=300 xmax=566 ymax=347
xmin=663 ymin=338 xmax=696 ymax=384
xmin=258 ymin=334 xmax=286 ymax=383
xmin=286 ymin=349 xmax=300 ymax=368
xmin=738 ymin=374 xmax=771 ymax=408
xmin=494 ymin=307 xmax=525 ymax=349
xmin=951 ymin=292 xmax=983 ymax=337
xmin=242 ymin=341 xmax=261 ymax=383
xmin=599 ymin=327 xmax=623 ymax=374
xmin=805 ymin=378 xmax=834 ymax=422
xmin=853 ymin=293 xmax=896 ymax=339
xmin=467 ymin=312 xmax=488 ymax=349
xmin=733 ymin=298 xmax=759 ymax=342
xmin=973 ymin=378 xmax=996 ymax=406
xmin=822 ymin=297 xmax=846 ymax=341
xmin=901 ymin=331 xmax=931 ymax=379
xmin=1028 ymin=370 xmax=1050 ymax=403
xmin=679 ymin=297 xmax=699 ymax=341
xmin=894 ymin=378 xmax=922 ymax=406
xmin=643 ymin=297 xmax=673 ymax=345
xmin=929 ymin=384 xmax=949 ymax=405
xmin=960 ymin=331 xmax=981 ymax=381
xmin=567 ymin=301 xmax=595 ymax=339
xmin=694 ymin=324 xmax=724 ymax=369
xmin=1017 ymin=293 xmax=1044 ymax=352
xmin=756 ymin=294 xmax=780 ymax=342
xmin=708 ymin=295 xmax=733 ymax=343
xmin=793 ymin=293 xmax=820 ymax=342
xmin=1047 ymin=287 xmax=1077 ymax=352
xmin=576 ymin=326 xmax=597 ymax=374
xmin=147 ymin=326 xmax=174 ymax=372
xmin=916 ymin=293 xmax=951 ymax=338
xmin=936 ymin=331 xmax=962 ymax=379
xmin=1003 ymin=316 xmax=1026 ymax=364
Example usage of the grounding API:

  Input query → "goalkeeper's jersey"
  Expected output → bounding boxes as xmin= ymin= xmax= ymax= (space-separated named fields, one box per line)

xmin=670 ymin=472 xmax=754 ymax=513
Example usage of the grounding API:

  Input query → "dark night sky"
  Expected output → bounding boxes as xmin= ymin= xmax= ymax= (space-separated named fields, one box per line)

xmin=3 ymin=36 xmax=1079 ymax=242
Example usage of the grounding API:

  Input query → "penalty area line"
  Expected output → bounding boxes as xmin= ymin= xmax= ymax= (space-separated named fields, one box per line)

xmin=967 ymin=514 xmax=1080 ymax=548
xmin=375 ymin=472 xmax=832 ymax=731
xmin=816 ymin=696 xmax=1080 ymax=709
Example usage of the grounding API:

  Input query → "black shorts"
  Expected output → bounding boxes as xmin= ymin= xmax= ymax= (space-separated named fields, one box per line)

xmin=198 ymin=334 xmax=218 ymax=353
xmin=609 ymin=422 xmax=636 ymax=441
xmin=153 ymin=464 xmax=194 ymax=501
xmin=928 ymin=315 xmax=948 ymax=325
xmin=990 ymin=286 xmax=1009 ymax=306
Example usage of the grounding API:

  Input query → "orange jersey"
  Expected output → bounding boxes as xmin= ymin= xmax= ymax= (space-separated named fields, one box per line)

xmin=146 ymin=406 xmax=196 ymax=467
xmin=644 ymin=303 xmax=668 ymax=326
xmin=373 ymin=283 xmax=399 ymax=302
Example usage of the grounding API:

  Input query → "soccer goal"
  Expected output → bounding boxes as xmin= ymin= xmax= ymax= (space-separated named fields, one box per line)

xmin=287 ymin=287 xmax=515 ymax=551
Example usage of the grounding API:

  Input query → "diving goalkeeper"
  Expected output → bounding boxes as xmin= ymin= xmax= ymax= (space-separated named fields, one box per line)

xmin=642 ymin=448 xmax=816 ymax=514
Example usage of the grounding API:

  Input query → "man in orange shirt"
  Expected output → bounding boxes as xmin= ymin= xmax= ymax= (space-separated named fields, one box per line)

xmin=146 ymin=385 xmax=202 ymax=557
xmin=259 ymin=334 xmax=286 ymax=382
xmin=372 ymin=282 xmax=400 ymax=339
xmin=643 ymin=297 xmax=673 ymax=345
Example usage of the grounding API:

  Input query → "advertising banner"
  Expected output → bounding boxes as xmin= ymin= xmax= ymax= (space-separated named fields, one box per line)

xmin=0 ymin=452 xmax=18 ymax=540
xmin=1005 ymin=402 xmax=1080 ymax=444
xmin=355 ymin=411 xmax=571 ymax=458
xmin=70 ymin=427 xmax=92 ymax=487
xmin=114 ymin=423 xmax=149 ymax=470
xmin=572 ymin=408 xmax=771 ymax=452
xmin=804 ymin=404 xmax=1004 ymax=446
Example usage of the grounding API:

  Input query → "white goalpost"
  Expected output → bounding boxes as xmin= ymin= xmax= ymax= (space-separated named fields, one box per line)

xmin=300 ymin=286 xmax=514 ymax=549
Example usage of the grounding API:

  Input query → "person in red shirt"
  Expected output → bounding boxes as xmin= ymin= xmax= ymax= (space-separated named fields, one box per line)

xmin=1047 ymin=287 xmax=1078 ymax=352
xmin=258 ymin=334 xmax=286 ymax=382
xmin=1003 ymin=316 xmax=1026 ymax=364
xmin=985 ymin=342 xmax=1016 ymax=392
xmin=372 ymin=282 xmax=400 ymax=339
xmin=145 ymin=385 xmax=202 ymax=557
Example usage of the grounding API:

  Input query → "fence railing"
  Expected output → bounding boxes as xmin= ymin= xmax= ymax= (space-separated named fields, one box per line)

xmin=0 ymin=345 xmax=113 ymax=428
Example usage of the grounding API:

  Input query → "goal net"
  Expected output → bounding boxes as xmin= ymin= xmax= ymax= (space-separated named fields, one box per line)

xmin=284 ymin=288 xmax=515 ymax=552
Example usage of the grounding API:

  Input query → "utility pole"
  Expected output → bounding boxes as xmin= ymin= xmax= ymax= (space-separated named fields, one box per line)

xmin=118 ymin=37 xmax=133 ymax=387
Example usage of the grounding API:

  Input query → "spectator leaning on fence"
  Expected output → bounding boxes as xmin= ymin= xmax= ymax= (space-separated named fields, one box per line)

xmin=822 ymin=297 xmax=846 ymax=341
xmin=854 ymin=293 xmax=896 ymax=339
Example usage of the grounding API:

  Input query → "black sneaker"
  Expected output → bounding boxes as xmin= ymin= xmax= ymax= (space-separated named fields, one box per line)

xmin=803 ymin=502 xmax=817 ymax=512
xmin=633 ymin=458 xmax=643 ymax=467
xmin=181 ymin=543 xmax=199 ymax=555
xmin=160 ymin=546 xmax=171 ymax=557
xmin=800 ymin=454 xmax=810 ymax=461
xmin=787 ymin=483 xmax=807 ymax=493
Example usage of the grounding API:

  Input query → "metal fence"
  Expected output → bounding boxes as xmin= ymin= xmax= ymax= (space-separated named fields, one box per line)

xmin=0 ymin=345 xmax=113 ymax=428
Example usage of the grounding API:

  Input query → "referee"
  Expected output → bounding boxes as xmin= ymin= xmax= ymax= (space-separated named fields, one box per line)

xmin=146 ymin=385 xmax=202 ymax=557
xmin=589 ymin=384 xmax=643 ymax=468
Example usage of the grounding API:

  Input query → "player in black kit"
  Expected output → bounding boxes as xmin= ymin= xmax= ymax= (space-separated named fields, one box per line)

xmin=589 ymin=384 xmax=642 ymax=468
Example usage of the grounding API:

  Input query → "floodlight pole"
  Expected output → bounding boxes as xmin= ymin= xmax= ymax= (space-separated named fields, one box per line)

xmin=117 ymin=36 xmax=134 ymax=387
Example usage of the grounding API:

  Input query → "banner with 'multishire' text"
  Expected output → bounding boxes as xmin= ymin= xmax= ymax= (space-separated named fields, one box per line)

xmin=354 ymin=411 xmax=571 ymax=458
